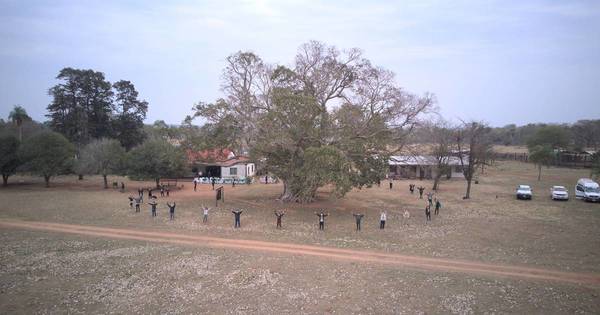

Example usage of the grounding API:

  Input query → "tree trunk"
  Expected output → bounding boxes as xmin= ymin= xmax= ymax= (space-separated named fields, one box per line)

xmin=432 ymin=173 xmax=442 ymax=191
xmin=44 ymin=175 xmax=51 ymax=188
xmin=279 ymin=179 xmax=316 ymax=203
xmin=18 ymin=126 xmax=23 ymax=142
xmin=464 ymin=178 xmax=472 ymax=199
xmin=538 ymin=164 xmax=542 ymax=181
xmin=155 ymin=178 xmax=160 ymax=189
xmin=2 ymin=174 xmax=8 ymax=186
xmin=103 ymin=174 xmax=108 ymax=189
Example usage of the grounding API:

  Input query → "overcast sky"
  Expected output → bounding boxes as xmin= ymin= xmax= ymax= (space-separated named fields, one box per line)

xmin=1 ymin=0 xmax=599 ymax=127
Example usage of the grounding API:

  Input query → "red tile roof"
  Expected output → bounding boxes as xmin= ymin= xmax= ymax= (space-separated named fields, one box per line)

xmin=187 ymin=148 xmax=233 ymax=163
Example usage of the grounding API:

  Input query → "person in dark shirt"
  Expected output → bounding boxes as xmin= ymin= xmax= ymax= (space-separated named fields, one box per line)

xmin=232 ymin=209 xmax=243 ymax=228
xmin=425 ymin=204 xmax=431 ymax=222
xmin=315 ymin=211 xmax=329 ymax=230
xmin=409 ymin=184 xmax=415 ymax=194
xmin=135 ymin=195 xmax=143 ymax=212
xmin=353 ymin=213 xmax=364 ymax=231
xmin=167 ymin=202 xmax=176 ymax=220
xmin=128 ymin=196 xmax=134 ymax=209
xmin=149 ymin=200 xmax=157 ymax=217
xmin=138 ymin=187 xmax=144 ymax=197
xmin=160 ymin=186 xmax=165 ymax=197
xmin=274 ymin=210 xmax=285 ymax=229
xmin=389 ymin=181 xmax=393 ymax=190
xmin=434 ymin=198 xmax=441 ymax=215
xmin=121 ymin=182 xmax=125 ymax=192
xmin=211 ymin=177 xmax=216 ymax=190
xmin=418 ymin=186 xmax=425 ymax=199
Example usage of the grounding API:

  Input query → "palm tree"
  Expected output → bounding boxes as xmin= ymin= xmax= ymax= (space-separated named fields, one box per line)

xmin=8 ymin=105 xmax=31 ymax=142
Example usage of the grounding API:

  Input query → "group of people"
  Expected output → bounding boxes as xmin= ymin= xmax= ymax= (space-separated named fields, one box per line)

xmin=128 ymin=187 xmax=176 ymax=220
xmin=125 ymin=181 xmax=444 ymax=228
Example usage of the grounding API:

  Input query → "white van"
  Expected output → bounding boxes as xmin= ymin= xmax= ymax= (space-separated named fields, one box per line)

xmin=575 ymin=178 xmax=600 ymax=202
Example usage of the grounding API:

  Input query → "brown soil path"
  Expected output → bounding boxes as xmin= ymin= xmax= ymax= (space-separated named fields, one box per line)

xmin=2 ymin=219 xmax=599 ymax=286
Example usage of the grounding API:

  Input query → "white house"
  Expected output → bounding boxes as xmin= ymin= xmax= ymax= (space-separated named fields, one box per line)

xmin=388 ymin=155 xmax=467 ymax=180
xmin=188 ymin=149 xmax=256 ymax=180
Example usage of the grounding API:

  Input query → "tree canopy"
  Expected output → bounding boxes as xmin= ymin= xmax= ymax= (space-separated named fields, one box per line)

xmin=192 ymin=41 xmax=432 ymax=202
xmin=126 ymin=138 xmax=186 ymax=188
xmin=76 ymin=138 xmax=126 ymax=188
xmin=0 ymin=134 xmax=20 ymax=186
xmin=47 ymin=68 xmax=148 ymax=151
xmin=18 ymin=131 xmax=75 ymax=187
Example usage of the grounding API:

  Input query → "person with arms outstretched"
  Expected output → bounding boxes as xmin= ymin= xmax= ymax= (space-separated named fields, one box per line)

xmin=232 ymin=209 xmax=243 ymax=228
xmin=315 ymin=211 xmax=329 ymax=230
xmin=167 ymin=202 xmax=176 ymax=220
xmin=274 ymin=210 xmax=285 ymax=229
xmin=353 ymin=213 xmax=364 ymax=231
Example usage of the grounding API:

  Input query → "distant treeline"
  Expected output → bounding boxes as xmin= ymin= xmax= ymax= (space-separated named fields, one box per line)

xmin=488 ymin=120 xmax=600 ymax=150
xmin=410 ymin=120 xmax=600 ymax=151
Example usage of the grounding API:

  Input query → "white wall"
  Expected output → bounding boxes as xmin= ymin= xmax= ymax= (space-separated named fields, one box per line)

xmin=221 ymin=163 xmax=256 ymax=178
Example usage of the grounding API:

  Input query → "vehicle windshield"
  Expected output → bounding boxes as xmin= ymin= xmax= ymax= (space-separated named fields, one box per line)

xmin=518 ymin=186 xmax=530 ymax=190
xmin=585 ymin=186 xmax=600 ymax=193
xmin=553 ymin=187 xmax=566 ymax=192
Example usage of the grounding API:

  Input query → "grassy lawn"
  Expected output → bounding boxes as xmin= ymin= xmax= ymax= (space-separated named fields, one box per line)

xmin=1 ymin=160 xmax=599 ymax=313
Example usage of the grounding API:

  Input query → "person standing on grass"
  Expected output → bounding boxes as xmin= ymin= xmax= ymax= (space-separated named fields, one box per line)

xmin=149 ymin=199 xmax=158 ymax=217
xmin=274 ymin=210 xmax=285 ymax=229
xmin=353 ymin=213 xmax=364 ymax=231
xmin=427 ymin=192 xmax=434 ymax=206
xmin=202 ymin=206 xmax=209 ymax=223
xmin=389 ymin=181 xmax=393 ymax=190
xmin=193 ymin=177 xmax=198 ymax=192
xmin=409 ymin=184 xmax=415 ymax=194
xmin=135 ymin=195 xmax=143 ymax=212
xmin=128 ymin=196 xmax=134 ymax=209
xmin=232 ymin=209 xmax=243 ymax=228
xmin=315 ymin=211 xmax=329 ymax=230
xmin=211 ymin=177 xmax=216 ymax=190
xmin=380 ymin=210 xmax=387 ymax=229
xmin=403 ymin=209 xmax=410 ymax=225
xmin=167 ymin=202 xmax=176 ymax=220
xmin=121 ymin=182 xmax=125 ymax=192
xmin=138 ymin=187 xmax=143 ymax=197
xmin=160 ymin=186 xmax=165 ymax=197
xmin=425 ymin=204 xmax=431 ymax=222
xmin=418 ymin=186 xmax=425 ymax=199
xmin=435 ymin=198 xmax=441 ymax=215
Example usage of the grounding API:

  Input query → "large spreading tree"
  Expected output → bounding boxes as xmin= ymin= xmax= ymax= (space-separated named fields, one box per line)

xmin=18 ymin=131 xmax=75 ymax=187
xmin=192 ymin=41 xmax=432 ymax=202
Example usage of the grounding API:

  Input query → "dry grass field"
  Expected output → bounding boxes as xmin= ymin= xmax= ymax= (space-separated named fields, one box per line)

xmin=1 ymin=160 xmax=599 ymax=314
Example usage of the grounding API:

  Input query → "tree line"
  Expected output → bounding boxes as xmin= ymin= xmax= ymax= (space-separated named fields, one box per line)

xmin=0 ymin=66 xmax=187 ymax=187
xmin=2 ymin=41 xmax=599 ymax=201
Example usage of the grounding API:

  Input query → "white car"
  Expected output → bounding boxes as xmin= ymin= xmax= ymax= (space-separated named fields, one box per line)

xmin=550 ymin=186 xmax=569 ymax=201
xmin=575 ymin=178 xmax=600 ymax=202
xmin=516 ymin=185 xmax=532 ymax=200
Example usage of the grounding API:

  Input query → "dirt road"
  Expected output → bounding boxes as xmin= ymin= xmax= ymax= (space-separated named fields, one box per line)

xmin=1 ymin=218 xmax=599 ymax=286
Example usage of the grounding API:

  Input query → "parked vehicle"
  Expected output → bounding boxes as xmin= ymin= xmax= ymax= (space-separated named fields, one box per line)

xmin=575 ymin=178 xmax=600 ymax=202
xmin=550 ymin=186 xmax=569 ymax=201
xmin=516 ymin=185 xmax=532 ymax=200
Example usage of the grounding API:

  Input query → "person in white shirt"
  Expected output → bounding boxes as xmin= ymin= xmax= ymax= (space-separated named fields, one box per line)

xmin=202 ymin=206 xmax=209 ymax=223
xmin=380 ymin=210 xmax=387 ymax=229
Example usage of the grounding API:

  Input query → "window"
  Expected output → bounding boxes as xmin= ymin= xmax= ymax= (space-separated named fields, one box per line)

xmin=230 ymin=167 xmax=237 ymax=175
xmin=576 ymin=185 xmax=584 ymax=192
